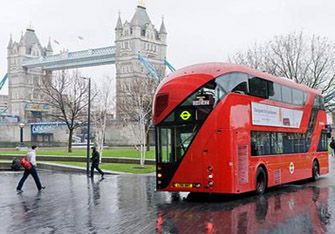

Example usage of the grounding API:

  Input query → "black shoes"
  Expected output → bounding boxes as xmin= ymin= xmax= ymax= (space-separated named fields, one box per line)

xmin=17 ymin=186 xmax=45 ymax=194
xmin=16 ymin=189 xmax=23 ymax=194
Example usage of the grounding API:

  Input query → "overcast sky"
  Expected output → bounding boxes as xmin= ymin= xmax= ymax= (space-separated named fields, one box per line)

xmin=1 ymin=0 xmax=335 ymax=95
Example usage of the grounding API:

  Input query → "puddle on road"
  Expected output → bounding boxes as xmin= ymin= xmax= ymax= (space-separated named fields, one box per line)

xmin=1 ymin=171 xmax=335 ymax=233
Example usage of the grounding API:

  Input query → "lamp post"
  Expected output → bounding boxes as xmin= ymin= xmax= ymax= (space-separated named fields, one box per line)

xmin=18 ymin=123 xmax=25 ymax=148
xmin=81 ymin=77 xmax=91 ymax=176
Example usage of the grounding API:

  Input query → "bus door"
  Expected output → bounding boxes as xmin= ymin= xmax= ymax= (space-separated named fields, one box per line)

xmin=281 ymin=133 xmax=307 ymax=181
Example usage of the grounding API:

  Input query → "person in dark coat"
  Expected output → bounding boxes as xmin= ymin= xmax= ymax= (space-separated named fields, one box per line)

xmin=330 ymin=137 xmax=335 ymax=157
xmin=90 ymin=147 xmax=104 ymax=179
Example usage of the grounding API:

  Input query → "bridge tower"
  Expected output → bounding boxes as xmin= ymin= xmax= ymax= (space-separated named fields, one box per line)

xmin=115 ymin=1 xmax=167 ymax=118
xmin=7 ymin=27 xmax=52 ymax=122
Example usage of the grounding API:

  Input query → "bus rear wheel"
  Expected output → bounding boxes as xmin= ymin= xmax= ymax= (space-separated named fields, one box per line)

xmin=312 ymin=160 xmax=320 ymax=181
xmin=256 ymin=167 xmax=267 ymax=195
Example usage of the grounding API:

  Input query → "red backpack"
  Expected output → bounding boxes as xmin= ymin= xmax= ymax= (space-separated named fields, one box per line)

xmin=20 ymin=157 xmax=32 ymax=170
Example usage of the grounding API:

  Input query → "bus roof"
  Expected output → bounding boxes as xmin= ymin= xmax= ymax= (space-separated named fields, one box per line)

xmin=162 ymin=63 xmax=321 ymax=95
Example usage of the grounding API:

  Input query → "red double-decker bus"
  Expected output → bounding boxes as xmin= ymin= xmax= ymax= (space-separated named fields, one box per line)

xmin=153 ymin=63 xmax=330 ymax=194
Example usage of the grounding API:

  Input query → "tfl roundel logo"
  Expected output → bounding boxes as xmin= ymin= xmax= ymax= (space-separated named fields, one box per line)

xmin=180 ymin=110 xmax=191 ymax=121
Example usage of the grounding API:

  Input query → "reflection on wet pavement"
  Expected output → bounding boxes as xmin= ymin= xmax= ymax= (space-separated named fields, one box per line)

xmin=1 ymin=166 xmax=335 ymax=233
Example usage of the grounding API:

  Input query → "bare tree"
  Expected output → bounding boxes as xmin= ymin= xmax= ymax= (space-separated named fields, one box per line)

xmin=39 ymin=70 xmax=91 ymax=152
xmin=91 ymin=76 xmax=115 ymax=157
xmin=118 ymin=76 xmax=159 ymax=167
xmin=230 ymin=32 xmax=335 ymax=110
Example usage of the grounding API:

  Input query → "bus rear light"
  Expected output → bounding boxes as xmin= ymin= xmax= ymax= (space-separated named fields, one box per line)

xmin=208 ymin=174 xmax=213 ymax=179
xmin=194 ymin=183 xmax=201 ymax=188
xmin=208 ymin=165 xmax=213 ymax=172
xmin=154 ymin=93 xmax=169 ymax=117
xmin=208 ymin=181 xmax=214 ymax=187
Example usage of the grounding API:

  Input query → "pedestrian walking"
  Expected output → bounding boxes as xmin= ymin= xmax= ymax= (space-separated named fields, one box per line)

xmin=90 ymin=147 xmax=104 ymax=179
xmin=16 ymin=145 xmax=45 ymax=194
xmin=330 ymin=137 xmax=335 ymax=157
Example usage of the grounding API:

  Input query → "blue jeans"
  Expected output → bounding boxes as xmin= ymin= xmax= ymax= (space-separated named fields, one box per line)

xmin=17 ymin=165 xmax=42 ymax=190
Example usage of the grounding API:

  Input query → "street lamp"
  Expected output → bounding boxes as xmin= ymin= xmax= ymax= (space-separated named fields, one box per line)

xmin=81 ymin=77 xmax=91 ymax=176
xmin=18 ymin=123 xmax=25 ymax=148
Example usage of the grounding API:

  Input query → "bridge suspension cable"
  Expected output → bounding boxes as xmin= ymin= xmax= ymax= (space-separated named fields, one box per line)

xmin=138 ymin=53 xmax=175 ymax=81
xmin=138 ymin=53 xmax=161 ymax=80
xmin=164 ymin=58 xmax=176 ymax=72
xmin=0 ymin=73 xmax=8 ymax=91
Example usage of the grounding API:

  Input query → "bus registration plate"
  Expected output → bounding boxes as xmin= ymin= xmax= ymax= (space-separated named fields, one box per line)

xmin=174 ymin=183 xmax=193 ymax=188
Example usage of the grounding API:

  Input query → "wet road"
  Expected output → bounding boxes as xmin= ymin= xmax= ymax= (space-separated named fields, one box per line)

xmin=1 ymin=161 xmax=335 ymax=233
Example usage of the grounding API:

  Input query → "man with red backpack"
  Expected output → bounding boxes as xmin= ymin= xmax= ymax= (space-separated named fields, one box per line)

xmin=16 ymin=145 xmax=46 ymax=194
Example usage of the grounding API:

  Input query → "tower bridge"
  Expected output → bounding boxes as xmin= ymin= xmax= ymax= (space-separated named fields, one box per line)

xmin=5 ymin=1 xmax=167 ymax=123
xmin=22 ymin=46 xmax=116 ymax=71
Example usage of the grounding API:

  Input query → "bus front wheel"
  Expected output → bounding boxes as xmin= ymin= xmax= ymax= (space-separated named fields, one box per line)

xmin=312 ymin=160 xmax=320 ymax=181
xmin=256 ymin=167 xmax=267 ymax=195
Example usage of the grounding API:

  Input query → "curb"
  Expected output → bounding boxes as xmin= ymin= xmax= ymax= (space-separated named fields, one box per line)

xmin=0 ymin=154 xmax=155 ymax=165
xmin=0 ymin=161 xmax=147 ymax=175
xmin=38 ymin=162 xmax=125 ymax=175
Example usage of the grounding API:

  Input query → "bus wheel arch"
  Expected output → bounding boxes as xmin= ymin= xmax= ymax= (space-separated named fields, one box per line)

xmin=255 ymin=165 xmax=268 ymax=195
xmin=312 ymin=159 xmax=320 ymax=181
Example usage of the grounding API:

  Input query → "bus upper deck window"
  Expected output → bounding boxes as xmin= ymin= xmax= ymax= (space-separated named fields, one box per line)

xmin=215 ymin=72 xmax=249 ymax=95
xmin=249 ymin=77 xmax=268 ymax=98
xmin=231 ymin=81 xmax=248 ymax=94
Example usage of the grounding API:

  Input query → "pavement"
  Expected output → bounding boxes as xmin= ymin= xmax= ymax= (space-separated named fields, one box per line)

xmin=1 ymin=157 xmax=335 ymax=233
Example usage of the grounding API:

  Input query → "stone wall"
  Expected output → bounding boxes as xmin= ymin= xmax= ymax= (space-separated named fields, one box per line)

xmin=105 ymin=121 xmax=140 ymax=146
xmin=0 ymin=121 xmax=152 ymax=146
xmin=0 ymin=123 xmax=30 ymax=142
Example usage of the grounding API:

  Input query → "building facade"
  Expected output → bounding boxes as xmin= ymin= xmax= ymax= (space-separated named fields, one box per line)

xmin=7 ymin=28 xmax=52 ymax=122
xmin=115 ymin=3 xmax=167 ymax=118
xmin=3 ymin=2 xmax=167 ymax=145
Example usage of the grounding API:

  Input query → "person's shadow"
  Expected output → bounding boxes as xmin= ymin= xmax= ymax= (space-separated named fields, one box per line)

xmin=18 ymin=191 xmax=42 ymax=213
xmin=88 ymin=177 xmax=103 ymax=206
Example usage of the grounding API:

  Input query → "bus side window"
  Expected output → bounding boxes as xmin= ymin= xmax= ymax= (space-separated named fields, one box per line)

xmin=249 ymin=77 xmax=268 ymax=98
xmin=282 ymin=86 xmax=293 ymax=104
xmin=251 ymin=132 xmax=271 ymax=156
xmin=292 ymin=89 xmax=304 ymax=105
xmin=268 ymin=82 xmax=282 ymax=102
xmin=251 ymin=138 xmax=259 ymax=156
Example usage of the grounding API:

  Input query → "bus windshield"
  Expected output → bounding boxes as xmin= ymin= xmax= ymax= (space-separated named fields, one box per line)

xmin=157 ymin=125 xmax=198 ymax=163
xmin=156 ymin=72 xmax=249 ymax=163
